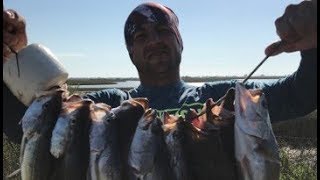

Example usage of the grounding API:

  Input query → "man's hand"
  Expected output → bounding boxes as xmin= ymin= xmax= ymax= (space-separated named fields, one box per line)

xmin=265 ymin=0 xmax=317 ymax=56
xmin=3 ymin=9 xmax=28 ymax=62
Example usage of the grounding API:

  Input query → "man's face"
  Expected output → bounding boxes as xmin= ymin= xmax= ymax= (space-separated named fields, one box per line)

xmin=130 ymin=23 xmax=182 ymax=76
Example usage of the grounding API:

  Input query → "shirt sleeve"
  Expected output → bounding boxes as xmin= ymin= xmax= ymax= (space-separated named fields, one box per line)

xmin=82 ymin=88 xmax=130 ymax=108
xmin=256 ymin=48 xmax=317 ymax=123
xmin=200 ymin=48 xmax=317 ymax=123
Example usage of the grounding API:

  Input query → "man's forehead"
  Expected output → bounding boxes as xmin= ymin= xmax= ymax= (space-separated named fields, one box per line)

xmin=135 ymin=23 xmax=170 ymax=32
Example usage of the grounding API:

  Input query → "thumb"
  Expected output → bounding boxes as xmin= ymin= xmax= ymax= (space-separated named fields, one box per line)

xmin=264 ymin=41 xmax=296 ymax=56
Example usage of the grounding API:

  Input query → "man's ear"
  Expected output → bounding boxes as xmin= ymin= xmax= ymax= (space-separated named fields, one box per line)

xmin=129 ymin=52 xmax=135 ymax=64
xmin=128 ymin=47 xmax=136 ymax=64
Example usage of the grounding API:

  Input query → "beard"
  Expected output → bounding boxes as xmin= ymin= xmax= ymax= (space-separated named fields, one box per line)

xmin=136 ymin=52 xmax=181 ymax=76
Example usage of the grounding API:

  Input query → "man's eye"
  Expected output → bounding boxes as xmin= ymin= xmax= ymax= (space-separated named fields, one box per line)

xmin=158 ymin=27 xmax=173 ymax=34
xmin=134 ymin=33 xmax=146 ymax=40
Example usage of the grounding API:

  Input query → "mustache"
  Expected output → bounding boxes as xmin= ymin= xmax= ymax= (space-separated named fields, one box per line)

xmin=143 ymin=43 xmax=169 ymax=58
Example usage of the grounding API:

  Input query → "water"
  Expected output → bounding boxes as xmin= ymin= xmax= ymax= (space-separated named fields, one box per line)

xmin=70 ymin=79 xmax=278 ymax=89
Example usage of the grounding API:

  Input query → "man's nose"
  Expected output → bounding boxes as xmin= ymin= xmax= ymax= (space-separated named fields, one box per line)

xmin=148 ymin=31 xmax=161 ymax=42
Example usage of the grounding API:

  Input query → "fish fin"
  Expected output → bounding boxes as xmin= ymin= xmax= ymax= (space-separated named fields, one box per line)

xmin=6 ymin=168 xmax=21 ymax=179
xmin=221 ymin=88 xmax=235 ymax=111
xmin=132 ymin=97 xmax=149 ymax=110
xmin=185 ymin=108 xmax=198 ymax=123
xmin=163 ymin=112 xmax=171 ymax=124
xmin=19 ymin=135 xmax=28 ymax=165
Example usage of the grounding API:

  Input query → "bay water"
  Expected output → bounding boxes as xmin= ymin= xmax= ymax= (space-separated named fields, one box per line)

xmin=70 ymin=79 xmax=279 ymax=89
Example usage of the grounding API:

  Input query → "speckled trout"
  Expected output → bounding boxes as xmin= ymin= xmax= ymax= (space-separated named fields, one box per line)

xmin=112 ymin=98 xmax=149 ymax=180
xmin=234 ymin=82 xmax=280 ymax=180
xmin=88 ymin=102 xmax=123 ymax=180
xmin=50 ymin=97 xmax=93 ymax=180
xmin=20 ymin=89 xmax=64 ymax=180
xmin=128 ymin=109 xmax=172 ymax=180
xmin=162 ymin=112 xmax=190 ymax=180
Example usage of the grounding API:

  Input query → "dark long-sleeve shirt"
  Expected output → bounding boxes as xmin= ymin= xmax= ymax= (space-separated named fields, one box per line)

xmin=3 ymin=48 xmax=317 ymax=143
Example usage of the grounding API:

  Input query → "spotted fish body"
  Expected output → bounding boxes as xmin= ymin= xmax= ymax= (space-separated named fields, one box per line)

xmin=128 ymin=109 xmax=171 ymax=180
xmin=234 ymin=82 xmax=280 ymax=180
xmin=20 ymin=90 xmax=64 ymax=180
xmin=162 ymin=113 xmax=190 ymax=180
xmin=112 ymin=98 xmax=149 ymax=179
xmin=50 ymin=94 xmax=83 ymax=158
xmin=51 ymin=98 xmax=93 ymax=180
xmin=182 ymin=97 xmax=237 ymax=180
xmin=88 ymin=103 xmax=122 ymax=180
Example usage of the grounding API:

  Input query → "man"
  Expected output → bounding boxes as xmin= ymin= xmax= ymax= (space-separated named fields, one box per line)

xmin=3 ymin=1 xmax=317 ymax=144
xmin=3 ymin=9 xmax=28 ymax=143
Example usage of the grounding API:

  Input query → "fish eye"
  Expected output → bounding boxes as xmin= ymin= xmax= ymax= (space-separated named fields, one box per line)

xmin=43 ymin=102 xmax=50 ymax=109
xmin=71 ymin=118 xmax=76 ymax=125
xmin=261 ymin=99 xmax=268 ymax=109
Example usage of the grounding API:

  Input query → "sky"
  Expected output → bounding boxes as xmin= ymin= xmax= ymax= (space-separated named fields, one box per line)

xmin=4 ymin=0 xmax=303 ymax=78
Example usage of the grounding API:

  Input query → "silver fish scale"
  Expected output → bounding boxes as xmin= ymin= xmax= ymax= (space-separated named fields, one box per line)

xmin=88 ymin=107 xmax=122 ymax=180
xmin=234 ymin=82 xmax=280 ymax=180
xmin=20 ymin=92 xmax=62 ymax=180
xmin=164 ymin=123 xmax=190 ymax=180
xmin=50 ymin=115 xmax=72 ymax=158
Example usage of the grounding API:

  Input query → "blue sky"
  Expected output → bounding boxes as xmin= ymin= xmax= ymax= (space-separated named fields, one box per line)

xmin=4 ymin=0 xmax=302 ymax=78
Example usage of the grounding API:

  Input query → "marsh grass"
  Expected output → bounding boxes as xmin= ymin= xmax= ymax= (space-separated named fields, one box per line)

xmin=3 ymin=135 xmax=20 ymax=180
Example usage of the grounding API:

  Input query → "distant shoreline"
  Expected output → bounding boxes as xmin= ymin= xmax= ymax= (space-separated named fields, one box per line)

xmin=67 ymin=75 xmax=286 ymax=85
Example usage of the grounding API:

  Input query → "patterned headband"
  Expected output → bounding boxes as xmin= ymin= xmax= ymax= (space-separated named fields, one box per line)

xmin=124 ymin=2 xmax=183 ymax=53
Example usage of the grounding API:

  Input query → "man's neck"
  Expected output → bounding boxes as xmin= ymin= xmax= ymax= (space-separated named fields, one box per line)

xmin=138 ymin=71 xmax=181 ymax=87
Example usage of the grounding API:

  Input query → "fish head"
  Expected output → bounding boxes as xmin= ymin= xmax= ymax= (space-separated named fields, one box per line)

xmin=69 ymin=99 xmax=93 ymax=128
xmin=235 ymin=82 xmax=271 ymax=139
xmin=209 ymin=89 xmax=235 ymax=128
xmin=221 ymin=87 xmax=235 ymax=111
xmin=114 ymin=98 xmax=148 ymax=118
xmin=138 ymin=108 xmax=156 ymax=129
xmin=141 ymin=109 xmax=163 ymax=134
xmin=113 ymin=98 xmax=149 ymax=131
xmin=65 ymin=94 xmax=83 ymax=102
xmin=162 ymin=112 xmax=183 ymax=133
xmin=21 ymin=90 xmax=63 ymax=134
xmin=63 ymin=99 xmax=93 ymax=139
xmin=50 ymin=98 xmax=93 ymax=158
xmin=91 ymin=103 xmax=112 ymax=123
xmin=187 ymin=100 xmax=220 ymax=133
xmin=235 ymin=82 xmax=269 ymax=120
xmin=89 ymin=103 xmax=112 ymax=152
xmin=131 ymin=97 xmax=149 ymax=110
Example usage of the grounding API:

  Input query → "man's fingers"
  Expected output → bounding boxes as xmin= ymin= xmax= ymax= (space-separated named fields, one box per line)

xmin=275 ymin=15 xmax=301 ymax=43
xmin=265 ymin=41 xmax=282 ymax=56
xmin=3 ymin=9 xmax=27 ymax=33
xmin=3 ymin=9 xmax=28 ymax=52
xmin=272 ymin=1 xmax=316 ymax=54
xmin=3 ymin=10 xmax=15 ymax=21
xmin=264 ymin=41 xmax=297 ymax=56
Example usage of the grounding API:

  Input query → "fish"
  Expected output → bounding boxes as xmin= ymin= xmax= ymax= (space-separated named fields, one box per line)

xmin=234 ymin=82 xmax=280 ymax=180
xmin=128 ymin=108 xmax=171 ymax=180
xmin=88 ymin=102 xmax=122 ymax=180
xmin=20 ymin=89 xmax=64 ymax=180
xmin=112 ymin=98 xmax=149 ymax=179
xmin=182 ymin=97 xmax=237 ymax=180
xmin=50 ymin=94 xmax=83 ymax=158
xmin=50 ymin=98 xmax=93 ymax=180
xmin=162 ymin=112 xmax=190 ymax=180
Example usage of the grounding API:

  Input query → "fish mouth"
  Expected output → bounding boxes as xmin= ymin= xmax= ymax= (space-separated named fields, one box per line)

xmin=129 ymin=166 xmax=142 ymax=177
